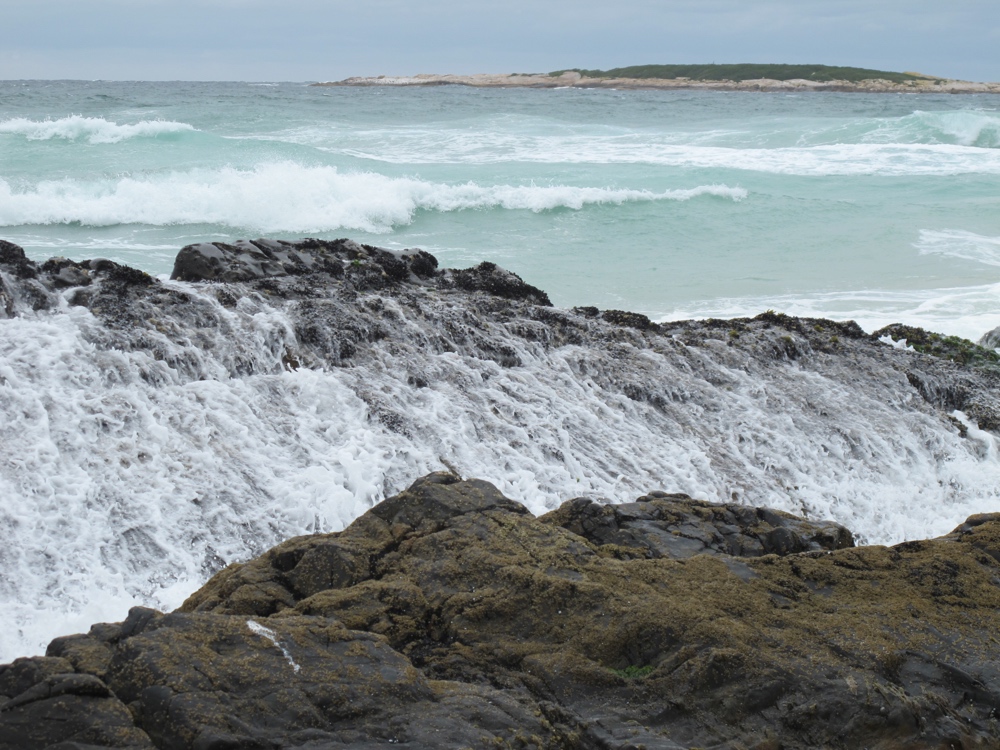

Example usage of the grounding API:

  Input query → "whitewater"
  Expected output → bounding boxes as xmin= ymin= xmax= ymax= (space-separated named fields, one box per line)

xmin=2 ymin=80 xmax=1000 ymax=661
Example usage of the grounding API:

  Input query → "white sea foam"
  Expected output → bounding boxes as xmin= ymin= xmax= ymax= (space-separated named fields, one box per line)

xmin=915 ymin=229 xmax=1000 ymax=267
xmin=2 ymin=283 xmax=1000 ymax=662
xmin=299 ymin=108 xmax=1000 ymax=175
xmin=0 ymin=165 xmax=745 ymax=233
xmin=342 ymin=137 xmax=1000 ymax=176
xmin=0 ymin=116 xmax=196 ymax=144
xmin=247 ymin=620 xmax=301 ymax=672
xmin=267 ymin=107 xmax=1000 ymax=153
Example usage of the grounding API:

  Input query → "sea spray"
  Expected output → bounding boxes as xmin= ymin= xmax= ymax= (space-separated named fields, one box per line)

xmin=2 ymin=239 xmax=1000 ymax=662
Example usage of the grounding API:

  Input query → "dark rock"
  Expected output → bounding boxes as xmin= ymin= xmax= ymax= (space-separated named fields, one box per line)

xmin=0 ymin=656 xmax=74 ymax=700
xmin=6 ymin=476 xmax=997 ymax=749
xmin=105 ymin=612 xmax=433 ymax=749
xmin=406 ymin=248 xmax=438 ymax=278
xmin=103 ymin=263 xmax=154 ymax=287
xmin=0 ymin=240 xmax=28 ymax=267
xmin=41 ymin=258 xmax=92 ymax=288
xmin=447 ymin=261 xmax=552 ymax=305
xmin=539 ymin=494 xmax=853 ymax=559
xmin=169 ymin=238 xmax=440 ymax=288
xmin=46 ymin=632 xmax=115 ymax=681
xmin=0 ymin=662 xmax=152 ymax=750
xmin=0 ymin=240 xmax=38 ymax=280
xmin=6 ymin=234 xmax=1000 ymax=433
xmin=601 ymin=309 xmax=660 ymax=331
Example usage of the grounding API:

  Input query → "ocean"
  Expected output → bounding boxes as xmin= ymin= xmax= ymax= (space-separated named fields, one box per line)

xmin=4 ymin=80 xmax=1000 ymax=338
xmin=2 ymin=80 xmax=1000 ymax=661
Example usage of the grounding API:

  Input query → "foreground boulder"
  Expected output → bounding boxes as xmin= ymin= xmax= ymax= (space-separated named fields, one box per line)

xmin=2 ymin=474 xmax=999 ymax=749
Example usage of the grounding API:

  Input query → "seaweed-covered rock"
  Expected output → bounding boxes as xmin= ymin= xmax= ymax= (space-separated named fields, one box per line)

xmin=4 ymin=475 xmax=1000 ymax=749
xmin=0 ymin=657 xmax=152 ymax=750
xmin=601 ymin=309 xmax=660 ymax=331
xmin=446 ymin=261 xmax=552 ymax=305
xmin=875 ymin=322 xmax=1000 ymax=368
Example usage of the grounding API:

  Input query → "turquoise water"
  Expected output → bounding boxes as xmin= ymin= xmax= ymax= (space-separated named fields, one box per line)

xmin=3 ymin=80 xmax=1000 ymax=338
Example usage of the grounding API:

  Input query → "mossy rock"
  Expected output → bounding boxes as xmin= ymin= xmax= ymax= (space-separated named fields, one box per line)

xmin=4 ymin=476 xmax=1000 ymax=749
xmin=874 ymin=323 xmax=1000 ymax=368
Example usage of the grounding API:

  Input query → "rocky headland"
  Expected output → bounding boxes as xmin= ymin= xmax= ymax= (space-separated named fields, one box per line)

xmin=315 ymin=71 xmax=1000 ymax=94
xmin=2 ymin=238 xmax=1000 ymax=747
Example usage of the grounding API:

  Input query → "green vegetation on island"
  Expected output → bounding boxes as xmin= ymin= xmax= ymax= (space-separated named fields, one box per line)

xmin=550 ymin=64 xmax=926 ymax=83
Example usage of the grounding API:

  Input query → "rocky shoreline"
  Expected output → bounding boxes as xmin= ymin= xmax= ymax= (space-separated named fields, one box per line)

xmin=3 ymin=238 xmax=1000 ymax=747
xmin=2 ymin=472 xmax=999 ymax=749
xmin=315 ymin=71 xmax=1000 ymax=94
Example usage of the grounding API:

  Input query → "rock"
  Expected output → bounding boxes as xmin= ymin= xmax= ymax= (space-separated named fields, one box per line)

xmin=169 ymin=238 xmax=438 ymax=287
xmin=0 ymin=659 xmax=152 ymax=750
xmin=105 ymin=612 xmax=433 ymax=749
xmin=4 ymin=475 xmax=1000 ymax=748
xmin=539 ymin=493 xmax=854 ymax=559
xmin=40 ymin=258 xmax=92 ymax=288
xmin=0 ymin=240 xmax=38 ymax=280
xmin=446 ymin=261 xmax=552 ymax=305
xmin=874 ymin=322 xmax=1000 ymax=368
xmin=5 ymin=235 xmax=1000 ymax=433
xmin=979 ymin=325 xmax=1000 ymax=350
xmin=601 ymin=309 xmax=659 ymax=331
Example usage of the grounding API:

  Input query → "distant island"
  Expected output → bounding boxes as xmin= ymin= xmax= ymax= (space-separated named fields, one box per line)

xmin=314 ymin=63 xmax=1000 ymax=93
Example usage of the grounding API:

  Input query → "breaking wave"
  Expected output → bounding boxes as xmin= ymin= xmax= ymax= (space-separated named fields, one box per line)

xmin=0 ymin=115 xmax=196 ymax=144
xmin=2 ymin=262 xmax=1000 ymax=660
xmin=876 ymin=109 xmax=1000 ymax=148
xmin=0 ymin=163 xmax=746 ymax=233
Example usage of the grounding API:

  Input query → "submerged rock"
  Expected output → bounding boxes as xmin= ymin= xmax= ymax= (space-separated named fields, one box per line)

xmin=2 ymin=474 xmax=999 ymax=749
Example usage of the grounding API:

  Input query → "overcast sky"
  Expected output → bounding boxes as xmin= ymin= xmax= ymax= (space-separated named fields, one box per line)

xmin=2 ymin=0 xmax=998 ymax=82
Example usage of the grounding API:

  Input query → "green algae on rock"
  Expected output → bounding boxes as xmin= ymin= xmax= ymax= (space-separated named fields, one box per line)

xmin=3 ymin=473 xmax=1000 ymax=749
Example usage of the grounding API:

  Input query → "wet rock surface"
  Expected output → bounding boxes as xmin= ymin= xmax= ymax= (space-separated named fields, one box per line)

xmin=2 ymin=474 xmax=999 ymax=749
xmin=2 ymin=236 xmax=999 ymax=440
xmin=4 ymin=238 xmax=1000 ymax=747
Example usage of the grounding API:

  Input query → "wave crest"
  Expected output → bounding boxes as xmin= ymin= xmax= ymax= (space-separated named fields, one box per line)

xmin=897 ymin=110 xmax=1000 ymax=148
xmin=0 ymin=162 xmax=746 ymax=233
xmin=0 ymin=115 xmax=196 ymax=144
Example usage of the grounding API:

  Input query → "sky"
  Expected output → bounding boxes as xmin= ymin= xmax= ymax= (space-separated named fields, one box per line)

xmin=1 ymin=0 xmax=999 ymax=82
